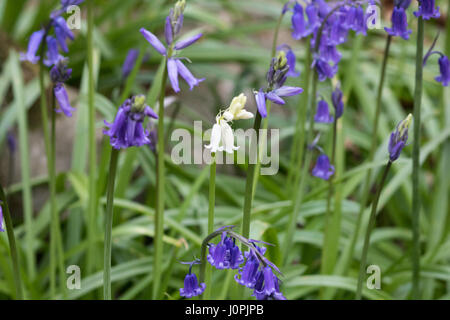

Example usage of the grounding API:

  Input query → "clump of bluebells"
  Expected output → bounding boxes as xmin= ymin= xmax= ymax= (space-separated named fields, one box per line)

xmin=103 ymin=95 xmax=158 ymax=149
xmin=180 ymin=226 xmax=286 ymax=300
xmin=140 ymin=0 xmax=204 ymax=93
xmin=21 ymin=0 xmax=83 ymax=117
xmin=254 ymin=49 xmax=303 ymax=118
xmin=286 ymin=0 xmax=373 ymax=81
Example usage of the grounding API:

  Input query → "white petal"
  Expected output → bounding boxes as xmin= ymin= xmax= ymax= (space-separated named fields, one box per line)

xmin=220 ymin=120 xmax=239 ymax=154
xmin=234 ymin=110 xmax=254 ymax=120
xmin=223 ymin=111 xmax=234 ymax=122
xmin=205 ymin=123 xmax=221 ymax=154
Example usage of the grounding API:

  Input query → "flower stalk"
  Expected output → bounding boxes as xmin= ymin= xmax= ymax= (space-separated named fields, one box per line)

xmin=0 ymin=186 xmax=23 ymax=299
xmin=103 ymin=148 xmax=120 ymax=300
xmin=356 ymin=160 xmax=392 ymax=299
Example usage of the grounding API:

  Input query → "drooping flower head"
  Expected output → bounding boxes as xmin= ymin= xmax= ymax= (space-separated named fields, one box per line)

xmin=255 ymin=50 xmax=303 ymax=118
xmin=312 ymin=154 xmax=335 ymax=180
xmin=385 ymin=4 xmax=412 ymax=40
xmin=179 ymin=260 xmax=206 ymax=299
xmin=314 ymin=99 xmax=334 ymax=123
xmin=208 ymin=232 xmax=244 ymax=269
xmin=140 ymin=0 xmax=204 ymax=93
xmin=252 ymin=266 xmax=286 ymax=300
xmin=388 ymin=113 xmax=412 ymax=162
xmin=423 ymin=37 xmax=450 ymax=87
xmin=205 ymin=94 xmax=253 ymax=154
xmin=103 ymin=95 xmax=158 ymax=149
xmin=414 ymin=0 xmax=440 ymax=20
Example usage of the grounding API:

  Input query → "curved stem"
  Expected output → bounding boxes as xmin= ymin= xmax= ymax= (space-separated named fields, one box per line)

xmin=0 ymin=186 xmax=23 ymax=299
xmin=153 ymin=59 xmax=168 ymax=299
xmin=356 ymin=161 xmax=391 ymax=300
xmin=411 ymin=17 xmax=424 ymax=300
xmin=103 ymin=148 xmax=120 ymax=300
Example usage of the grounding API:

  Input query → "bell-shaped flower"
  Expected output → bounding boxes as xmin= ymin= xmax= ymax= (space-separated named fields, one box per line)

xmin=207 ymin=232 xmax=244 ymax=269
xmin=311 ymin=56 xmax=338 ymax=82
xmin=53 ymin=16 xmax=74 ymax=53
xmin=414 ymin=0 xmax=440 ymax=20
xmin=180 ymin=273 xmax=206 ymax=299
xmin=205 ymin=118 xmax=239 ymax=154
xmin=166 ymin=58 xmax=205 ymax=93
xmin=312 ymin=154 xmax=335 ymax=180
xmin=435 ymin=55 xmax=450 ymax=87
xmin=388 ymin=114 xmax=412 ymax=162
xmin=103 ymin=95 xmax=158 ymax=149
xmin=314 ymin=100 xmax=334 ymax=123
xmin=291 ymin=3 xmax=309 ymax=40
xmin=20 ymin=29 xmax=45 ymax=64
xmin=252 ymin=267 xmax=286 ymax=300
xmin=385 ymin=6 xmax=412 ymax=40
xmin=44 ymin=36 xmax=64 ymax=67
xmin=223 ymin=93 xmax=253 ymax=121
xmin=51 ymin=58 xmax=74 ymax=117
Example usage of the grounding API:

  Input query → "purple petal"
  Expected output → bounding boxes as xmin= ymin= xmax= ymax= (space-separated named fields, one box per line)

xmin=174 ymin=33 xmax=203 ymax=50
xmin=20 ymin=29 xmax=45 ymax=64
xmin=266 ymin=92 xmax=286 ymax=105
xmin=167 ymin=58 xmax=180 ymax=92
xmin=144 ymin=106 xmax=158 ymax=119
xmin=165 ymin=16 xmax=173 ymax=45
xmin=54 ymin=84 xmax=75 ymax=117
xmin=272 ymin=86 xmax=303 ymax=97
xmin=140 ymin=28 xmax=166 ymax=55
xmin=255 ymin=89 xmax=267 ymax=118
xmin=174 ymin=59 xmax=204 ymax=90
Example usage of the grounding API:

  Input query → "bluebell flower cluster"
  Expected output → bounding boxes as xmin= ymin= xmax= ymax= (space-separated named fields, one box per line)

xmin=255 ymin=50 xmax=303 ymax=118
xmin=180 ymin=227 xmax=286 ymax=300
xmin=21 ymin=0 xmax=84 ymax=117
xmin=388 ymin=114 xmax=412 ymax=162
xmin=286 ymin=0 xmax=373 ymax=82
xmin=103 ymin=95 xmax=158 ymax=149
xmin=140 ymin=0 xmax=204 ymax=93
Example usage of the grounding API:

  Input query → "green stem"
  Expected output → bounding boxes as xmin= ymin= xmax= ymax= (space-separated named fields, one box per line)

xmin=203 ymin=156 xmax=216 ymax=299
xmin=356 ymin=161 xmax=392 ymax=300
xmin=411 ymin=17 xmax=424 ymax=300
xmin=241 ymin=112 xmax=262 ymax=240
xmin=320 ymin=117 xmax=338 ymax=275
xmin=87 ymin=0 xmax=98 ymax=278
xmin=0 ymin=186 xmax=23 ymax=299
xmin=153 ymin=58 xmax=168 ymax=299
xmin=103 ymin=148 xmax=120 ymax=300
xmin=336 ymin=35 xmax=392 ymax=277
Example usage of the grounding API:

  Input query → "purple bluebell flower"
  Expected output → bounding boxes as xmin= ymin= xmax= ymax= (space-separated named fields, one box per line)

xmin=53 ymin=16 xmax=74 ymax=53
xmin=234 ymin=244 xmax=266 ymax=288
xmin=50 ymin=59 xmax=75 ymax=117
xmin=414 ymin=0 xmax=440 ymax=20
xmin=103 ymin=95 xmax=158 ymax=149
xmin=54 ymin=84 xmax=75 ymax=117
xmin=318 ymin=42 xmax=342 ymax=64
xmin=252 ymin=267 xmax=286 ymax=300
xmin=312 ymin=154 xmax=335 ymax=180
xmin=314 ymin=100 xmax=334 ymax=123
xmin=385 ymin=6 xmax=412 ymax=40
xmin=44 ymin=36 xmax=63 ymax=67
xmin=0 ymin=203 xmax=4 ymax=232
xmin=332 ymin=85 xmax=344 ymax=119
xmin=291 ymin=3 xmax=309 ymax=40
xmin=180 ymin=273 xmax=206 ymax=299
xmin=208 ymin=232 xmax=244 ymax=269
xmin=122 ymin=49 xmax=139 ymax=79
xmin=311 ymin=57 xmax=338 ymax=82
xmin=388 ymin=114 xmax=412 ymax=161
xmin=140 ymin=0 xmax=203 ymax=93
xmin=435 ymin=55 xmax=450 ymax=87
xmin=20 ymin=29 xmax=45 ymax=64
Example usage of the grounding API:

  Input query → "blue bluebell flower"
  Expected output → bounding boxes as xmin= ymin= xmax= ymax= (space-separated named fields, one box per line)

xmin=385 ymin=6 xmax=412 ymax=40
xmin=122 ymin=49 xmax=139 ymax=79
xmin=179 ymin=260 xmax=206 ymax=299
xmin=291 ymin=3 xmax=309 ymax=40
xmin=20 ymin=29 xmax=45 ymax=64
xmin=103 ymin=95 xmax=158 ymax=149
xmin=50 ymin=58 xmax=75 ymax=117
xmin=423 ymin=38 xmax=450 ymax=87
xmin=388 ymin=114 xmax=412 ymax=162
xmin=234 ymin=244 xmax=266 ymax=288
xmin=252 ymin=267 xmax=286 ymax=300
xmin=332 ymin=85 xmax=344 ymax=119
xmin=208 ymin=232 xmax=244 ymax=269
xmin=311 ymin=56 xmax=338 ymax=82
xmin=140 ymin=0 xmax=204 ymax=93
xmin=53 ymin=16 xmax=74 ymax=53
xmin=314 ymin=100 xmax=334 ymax=123
xmin=414 ymin=0 xmax=440 ymax=20
xmin=312 ymin=154 xmax=335 ymax=180
xmin=44 ymin=36 xmax=64 ymax=67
